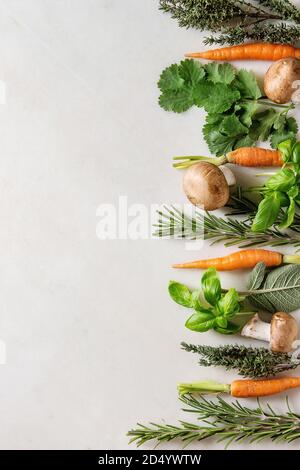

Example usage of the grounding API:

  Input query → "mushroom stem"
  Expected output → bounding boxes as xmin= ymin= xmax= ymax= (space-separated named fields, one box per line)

xmin=219 ymin=165 xmax=236 ymax=187
xmin=241 ymin=312 xmax=299 ymax=353
xmin=241 ymin=314 xmax=270 ymax=343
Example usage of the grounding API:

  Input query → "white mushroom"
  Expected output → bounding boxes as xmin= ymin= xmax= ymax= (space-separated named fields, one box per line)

xmin=241 ymin=312 xmax=298 ymax=353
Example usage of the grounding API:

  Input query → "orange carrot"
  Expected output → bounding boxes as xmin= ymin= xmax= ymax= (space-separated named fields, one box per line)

xmin=185 ymin=43 xmax=300 ymax=61
xmin=173 ymin=147 xmax=283 ymax=169
xmin=227 ymin=147 xmax=283 ymax=167
xmin=172 ymin=249 xmax=283 ymax=271
xmin=178 ymin=377 xmax=300 ymax=398
xmin=231 ymin=377 xmax=300 ymax=397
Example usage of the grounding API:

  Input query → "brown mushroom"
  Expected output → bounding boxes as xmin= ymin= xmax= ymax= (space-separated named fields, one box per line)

xmin=182 ymin=161 xmax=230 ymax=211
xmin=264 ymin=58 xmax=300 ymax=104
xmin=241 ymin=312 xmax=298 ymax=353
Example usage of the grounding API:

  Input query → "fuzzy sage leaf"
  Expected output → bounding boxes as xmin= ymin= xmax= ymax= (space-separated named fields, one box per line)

xmin=247 ymin=263 xmax=300 ymax=313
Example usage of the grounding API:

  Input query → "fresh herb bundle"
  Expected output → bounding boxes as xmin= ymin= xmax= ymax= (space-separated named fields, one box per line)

xmin=169 ymin=268 xmax=250 ymax=335
xmin=128 ymin=395 xmax=300 ymax=447
xmin=153 ymin=189 xmax=300 ymax=248
xmin=249 ymin=140 xmax=300 ymax=232
xmin=159 ymin=0 xmax=300 ymax=45
xmin=181 ymin=343 xmax=300 ymax=378
xmin=170 ymin=261 xmax=300 ymax=318
xmin=158 ymin=60 xmax=296 ymax=155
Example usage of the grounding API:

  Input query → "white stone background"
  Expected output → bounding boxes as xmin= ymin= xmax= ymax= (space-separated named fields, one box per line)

xmin=0 ymin=0 xmax=300 ymax=450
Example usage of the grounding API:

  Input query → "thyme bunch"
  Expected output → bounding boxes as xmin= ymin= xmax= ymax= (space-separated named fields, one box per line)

xmin=181 ymin=343 xmax=300 ymax=377
xmin=159 ymin=0 xmax=300 ymax=44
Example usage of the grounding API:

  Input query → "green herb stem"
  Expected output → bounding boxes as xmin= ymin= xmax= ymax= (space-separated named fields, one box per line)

xmin=128 ymin=395 xmax=300 ymax=448
xmin=178 ymin=380 xmax=231 ymax=396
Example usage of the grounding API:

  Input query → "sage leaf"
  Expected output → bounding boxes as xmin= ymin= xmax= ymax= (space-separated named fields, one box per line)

xmin=247 ymin=262 xmax=266 ymax=290
xmin=247 ymin=264 xmax=300 ymax=313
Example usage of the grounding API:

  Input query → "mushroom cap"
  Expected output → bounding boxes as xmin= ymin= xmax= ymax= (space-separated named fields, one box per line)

xmin=270 ymin=312 xmax=298 ymax=353
xmin=264 ymin=58 xmax=300 ymax=104
xmin=183 ymin=162 xmax=230 ymax=211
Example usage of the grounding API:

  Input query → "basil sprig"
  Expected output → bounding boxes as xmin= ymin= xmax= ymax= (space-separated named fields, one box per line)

xmin=251 ymin=139 xmax=300 ymax=232
xmin=169 ymin=268 xmax=242 ymax=335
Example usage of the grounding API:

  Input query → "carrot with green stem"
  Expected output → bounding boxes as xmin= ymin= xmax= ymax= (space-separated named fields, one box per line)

xmin=185 ymin=43 xmax=300 ymax=61
xmin=173 ymin=147 xmax=283 ymax=169
xmin=178 ymin=377 xmax=300 ymax=398
xmin=173 ymin=249 xmax=300 ymax=271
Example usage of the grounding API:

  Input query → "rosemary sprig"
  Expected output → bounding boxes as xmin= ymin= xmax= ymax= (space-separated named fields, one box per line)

xmin=181 ymin=342 xmax=300 ymax=378
xmin=159 ymin=0 xmax=300 ymax=45
xmin=128 ymin=395 xmax=300 ymax=448
xmin=153 ymin=190 xmax=300 ymax=249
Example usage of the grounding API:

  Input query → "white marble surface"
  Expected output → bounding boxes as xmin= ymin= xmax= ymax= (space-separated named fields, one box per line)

xmin=0 ymin=0 xmax=300 ymax=450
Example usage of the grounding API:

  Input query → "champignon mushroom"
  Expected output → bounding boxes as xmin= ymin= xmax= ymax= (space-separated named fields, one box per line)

xmin=241 ymin=312 xmax=298 ymax=353
xmin=183 ymin=162 xmax=232 ymax=211
xmin=264 ymin=58 xmax=300 ymax=104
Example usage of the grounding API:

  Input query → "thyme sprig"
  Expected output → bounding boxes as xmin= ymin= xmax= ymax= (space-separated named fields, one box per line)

xmin=181 ymin=343 xmax=300 ymax=377
xmin=128 ymin=395 xmax=300 ymax=447
xmin=159 ymin=0 xmax=300 ymax=44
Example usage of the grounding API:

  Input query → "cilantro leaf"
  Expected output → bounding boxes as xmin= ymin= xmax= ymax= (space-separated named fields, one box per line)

xmin=234 ymin=69 xmax=262 ymax=99
xmin=203 ymin=114 xmax=249 ymax=155
xmin=194 ymin=82 xmax=240 ymax=114
xmin=158 ymin=64 xmax=184 ymax=92
xmin=204 ymin=62 xmax=235 ymax=84
xmin=159 ymin=88 xmax=194 ymax=113
xmin=271 ymin=130 xmax=297 ymax=149
xmin=250 ymin=109 xmax=277 ymax=141
xmin=178 ymin=59 xmax=205 ymax=86
xmin=158 ymin=60 xmax=206 ymax=113
xmin=270 ymin=116 xmax=298 ymax=148
xmin=286 ymin=116 xmax=298 ymax=134
xmin=221 ymin=115 xmax=249 ymax=137
xmin=236 ymin=101 xmax=258 ymax=127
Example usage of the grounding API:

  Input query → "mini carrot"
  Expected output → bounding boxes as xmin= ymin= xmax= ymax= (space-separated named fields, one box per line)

xmin=173 ymin=147 xmax=283 ymax=169
xmin=178 ymin=377 xmax=300 ymax=398
xmin=172 ymin=249 xmax=300 ymax=271
xmin=185 ymin=43 xmax=300 ymax=61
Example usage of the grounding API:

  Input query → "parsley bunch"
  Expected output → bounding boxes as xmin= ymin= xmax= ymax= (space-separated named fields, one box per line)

xmin=158 ymin=60 xmax=297 ymax=155
xmin=159 ymin=0 xmax=300 ymax=45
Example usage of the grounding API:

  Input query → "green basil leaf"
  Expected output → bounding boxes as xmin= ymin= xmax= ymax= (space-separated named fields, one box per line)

xmin=217 ymin=288 xmax=240 ymax=316
xmin=288 ymin=185 xmax=299 ymax=199
xmin=191 ymin=289 xmax=211 ymax=310
xmin=185 ymin=312 xmax=216 ymax=332
xmin=279 ymin=198 xmax=296 ymax=229
xmin=215 ymin=316 xmax=228 ymax=328
xmin=251 ymin=192 xmax=281 ymax=232
xmin=201 ymin=267 xmax=221 ymax=306
xmin=292 ymin=142 xmax=300 ymax=164
xmin=168 ymin=281 xmax=193 ymax=307
xmin=214 ymin=322 xmax=242 ymax=335
xmin=265 ymin=168 xmax=296 ymax=191
xmin=277 ymin=139 xmax=293 ymax=162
